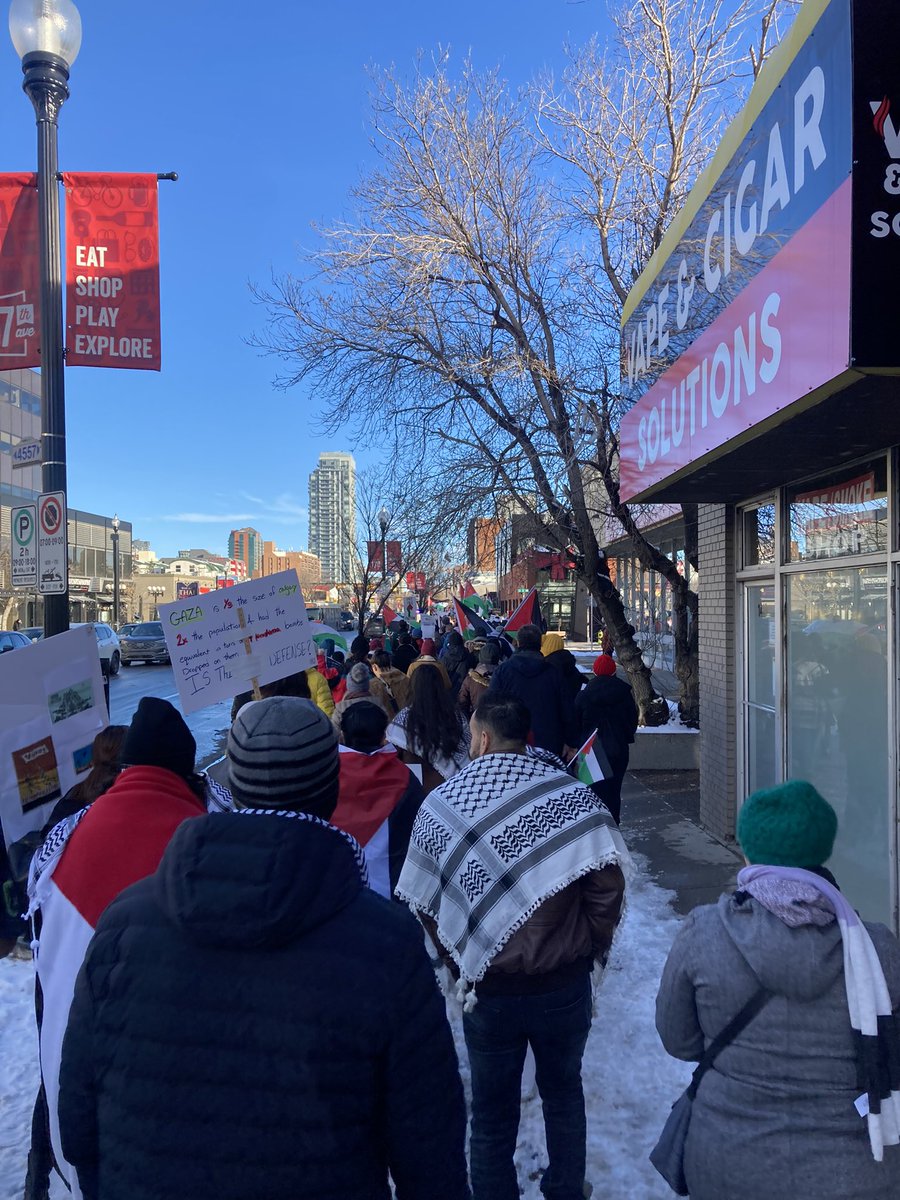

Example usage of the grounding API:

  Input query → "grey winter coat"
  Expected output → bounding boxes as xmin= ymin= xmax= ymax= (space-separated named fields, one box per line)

xmin=656 ymin=893 xmax=900 ymax=1200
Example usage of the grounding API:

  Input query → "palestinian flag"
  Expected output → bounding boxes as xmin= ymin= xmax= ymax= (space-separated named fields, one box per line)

xmin=382 ymin=602 xmax=399 ymax=626
xmin=462 ymin=592 xmax=491 ymax=618
xmin=461 ymin=580 xmax=477 ymax=599
xmin=568 ymin=730 xmax=612 ymax=784
xmin=453 ymin=596 xmax=493 ymax=639
xmin=504 ymin=587 xmax=543 ymax=637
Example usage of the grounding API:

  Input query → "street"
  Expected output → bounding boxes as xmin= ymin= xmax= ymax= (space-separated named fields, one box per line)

xmin=108 ymin=664 xmax=231 ymax=771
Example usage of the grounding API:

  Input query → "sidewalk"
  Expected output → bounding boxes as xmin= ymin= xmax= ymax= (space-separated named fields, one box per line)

xmin=620 ymin=769 xmax=742 ymax=915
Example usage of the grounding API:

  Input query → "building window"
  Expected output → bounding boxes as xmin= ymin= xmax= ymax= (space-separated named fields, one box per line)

xmin=741 ymin=503 xmax=776 ymax=568
xmin=786 ymin=458 xmax=887 ymax=562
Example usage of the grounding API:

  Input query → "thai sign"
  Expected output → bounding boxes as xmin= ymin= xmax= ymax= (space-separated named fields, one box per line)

xmin=619 ymin=0 xmax=859 ymax=500
xmin=63 ymin=173 xmax=161 ymax=370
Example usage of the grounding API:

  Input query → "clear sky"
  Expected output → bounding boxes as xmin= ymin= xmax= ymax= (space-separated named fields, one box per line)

xmin=1 ymin=0 xmax=607 ymax=558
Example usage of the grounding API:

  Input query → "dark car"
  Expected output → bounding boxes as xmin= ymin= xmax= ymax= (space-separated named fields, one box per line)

xmin=0 ymin=630 xmax=33 ymax=653
xmin=20 ymin=626 xmax=44 ymax=642
xmin=119 ymin=621 xmax=170 ymax=666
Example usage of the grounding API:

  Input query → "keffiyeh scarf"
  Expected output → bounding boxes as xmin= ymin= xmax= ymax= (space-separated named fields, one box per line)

xmin=396 ymin=752 xmax=630 ymax=996
xmin=740 ymin=864 xmax=900 ymax=1161
xmin=234 ymin=806 xmax=369 ymax=887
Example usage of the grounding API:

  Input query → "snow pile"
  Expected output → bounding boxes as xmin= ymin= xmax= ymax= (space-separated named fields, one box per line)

xmin=0 ymin=856 xmax=688 ymax=1199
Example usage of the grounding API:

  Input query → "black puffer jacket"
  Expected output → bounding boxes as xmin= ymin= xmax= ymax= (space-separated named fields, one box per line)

xmin=59 ymin=811 xmax=470 ymax=1200
xmin=487 ymin=650 xmax=579 ymax=756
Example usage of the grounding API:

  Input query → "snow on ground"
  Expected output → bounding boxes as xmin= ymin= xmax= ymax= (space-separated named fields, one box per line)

xmin=0 ymin=855 xmax=688 ymax=1199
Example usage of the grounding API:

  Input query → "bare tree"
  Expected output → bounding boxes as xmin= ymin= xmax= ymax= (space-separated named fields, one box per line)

xmin=255 ymin=0 xmax=797 ymax=724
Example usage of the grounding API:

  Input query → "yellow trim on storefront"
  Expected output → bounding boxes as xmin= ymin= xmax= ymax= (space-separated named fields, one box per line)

xmin=622 ymin=0 xmax=833 ymax=327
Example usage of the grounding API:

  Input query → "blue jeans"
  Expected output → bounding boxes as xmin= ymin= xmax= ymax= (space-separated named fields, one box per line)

xmin=463 ymin=975 xmax=593 ymax=1200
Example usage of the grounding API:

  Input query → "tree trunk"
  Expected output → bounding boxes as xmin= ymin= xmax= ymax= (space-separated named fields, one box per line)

xmin=672 ymin=585 xmax=699 ymax=727
xmin=587 ymin=575 xmax=667 ymax=727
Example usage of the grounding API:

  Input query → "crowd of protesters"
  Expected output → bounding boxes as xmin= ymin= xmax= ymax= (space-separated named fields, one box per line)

xmin=5 ymin=610 xmax=900 ymax=1200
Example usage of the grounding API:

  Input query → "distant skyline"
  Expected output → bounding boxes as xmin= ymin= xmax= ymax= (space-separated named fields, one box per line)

xmin=0 ymin=1 xmax=606 ymax=557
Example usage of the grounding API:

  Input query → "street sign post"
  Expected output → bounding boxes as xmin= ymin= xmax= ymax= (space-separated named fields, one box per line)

xmin=11 ymin=503 xmax=37 ymax=587
xmin=37 ymin=491 xmax=67 ymax=595
xmin=12 ymin=438 xmax=41 ymax=470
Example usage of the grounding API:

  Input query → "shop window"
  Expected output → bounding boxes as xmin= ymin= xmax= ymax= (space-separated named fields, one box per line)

xmin=787 ymin=459 xmax=887 ymax=562
xmin=785 ymin=565 xmax=889 ymax=922
xmin=741 ymin=503 xmax=776 ymax=567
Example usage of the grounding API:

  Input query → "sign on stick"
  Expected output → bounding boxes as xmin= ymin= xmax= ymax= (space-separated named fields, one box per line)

xmin=37 ymin=491 xmax=68 ymax=595
xmin=158 ymin=568 xmax=316 ymax=716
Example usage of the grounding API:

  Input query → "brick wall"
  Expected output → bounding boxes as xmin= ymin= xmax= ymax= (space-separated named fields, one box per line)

xmin=698 ymin=503 xmax=737 ymax=842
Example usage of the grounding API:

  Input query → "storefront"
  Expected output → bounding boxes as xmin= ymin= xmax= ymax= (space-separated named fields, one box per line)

xmin=618 ymin=0 xmax=900 ymax=925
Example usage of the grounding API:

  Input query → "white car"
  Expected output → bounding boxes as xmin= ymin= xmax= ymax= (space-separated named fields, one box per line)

xmin=72 ymin=622 xmax=122 ymax=675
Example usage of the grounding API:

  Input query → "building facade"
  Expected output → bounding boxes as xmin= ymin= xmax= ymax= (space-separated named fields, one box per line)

xmin=1 ymin=369 xmax=133 ymax=627
xmin=617 ymin=0 xmax=900 ymax=927
xmin=259 ymin=541 xmax=321 ymax=590
xmin=308 ymin=452 xmax=355 ymax=584
xmin=228 ymin=527 xmax=262 ymax=577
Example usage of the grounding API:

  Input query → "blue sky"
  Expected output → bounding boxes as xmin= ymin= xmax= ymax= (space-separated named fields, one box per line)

xmin=2 ymin=0 xmax=607 ymax=557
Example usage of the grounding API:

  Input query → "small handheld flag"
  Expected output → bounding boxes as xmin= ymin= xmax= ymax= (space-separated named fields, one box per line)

xmin=568 ymin=730 xmax=612 ymax=785
xmin=504 ymin=586 xmax=543 ymax=636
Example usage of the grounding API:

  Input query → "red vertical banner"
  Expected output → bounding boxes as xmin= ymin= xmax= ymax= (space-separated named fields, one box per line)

xmin=63 ymin=173 xmax=161 ymax=370
xmin=0 ymin=174 xmax=41 ymax=368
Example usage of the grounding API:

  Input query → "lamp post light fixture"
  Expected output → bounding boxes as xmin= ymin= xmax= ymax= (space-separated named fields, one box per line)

xmin=9 ymin=0 xmax=82 ymax=639
xmin=111 ymin=512 xmax=120 ymax=628
xmin=147 ymin=585 xmax=164 ymax=621
xmin=377 ymin=507 xmax=390 ymax=578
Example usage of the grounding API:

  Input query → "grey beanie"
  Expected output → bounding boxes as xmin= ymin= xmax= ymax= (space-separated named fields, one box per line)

xmin=227 ymin=696 xmax=339 ymax=814
xmin=345 ymin=662 xmax=371 ymax=697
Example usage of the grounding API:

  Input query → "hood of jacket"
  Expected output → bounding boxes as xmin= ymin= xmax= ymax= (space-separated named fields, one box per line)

xmin=154 ymin=811 xmax=365 ymax=950
xmin=504 ymin=650 xmax=551 ymax=680
xmin=717 ymin=892 xmax=845 ymax=1000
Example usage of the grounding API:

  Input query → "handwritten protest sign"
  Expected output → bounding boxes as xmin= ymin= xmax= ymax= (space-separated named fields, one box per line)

xmin=159 ymin=568 xmax=316 ymax=715
xmin=0 ymin=626 xmax=107 ymax=848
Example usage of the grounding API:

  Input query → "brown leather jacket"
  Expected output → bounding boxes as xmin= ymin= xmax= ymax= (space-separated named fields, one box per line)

xmin=421 ymin=863 xmax=625 ymax=990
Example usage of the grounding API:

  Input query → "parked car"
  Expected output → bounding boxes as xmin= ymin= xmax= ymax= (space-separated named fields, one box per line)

xmin=71 ymin=622 xmax=122 ymax=675
xmin=0 ymin=629 xmax=33 ymax=653
xmin=20 ymin=627 xmax=43 ymax=642
xmin=119 ymin=621 xmax=170 ymax=667
xmin=117 ymin=623 xmax=137 ymax=639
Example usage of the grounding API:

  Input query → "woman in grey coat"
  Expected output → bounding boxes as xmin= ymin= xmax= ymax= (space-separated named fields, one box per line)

xmin=656 ymin=780 xmax=900 ymax=1200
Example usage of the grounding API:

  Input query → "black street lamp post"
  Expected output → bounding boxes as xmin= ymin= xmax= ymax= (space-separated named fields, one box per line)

xmin=9 ymin=0 xmax=82 ymax=638
xmin=111 ymin=512 xmax=119 ymax=627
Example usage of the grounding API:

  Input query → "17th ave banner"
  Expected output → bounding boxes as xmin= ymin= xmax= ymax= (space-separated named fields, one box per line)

xmin=0 ymin=174 xmax=40 ymax=368
xmin=63 ymin=173 xmax=161 ymax=370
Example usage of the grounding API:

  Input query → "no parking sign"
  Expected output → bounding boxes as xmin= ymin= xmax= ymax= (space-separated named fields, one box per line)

xmin=37 ymin=491 xmax=68 ymax=595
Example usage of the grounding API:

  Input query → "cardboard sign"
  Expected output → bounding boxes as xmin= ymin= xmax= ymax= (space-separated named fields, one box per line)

xmin=158 ymin=568 xmax=316 ymax=715
xmin=11 ymin=503 xmax=37 ymax=587
xmin=0 ymin=173 xmax=40 ymax=367
xmin=0 ymin=626 xmax=107 ymax=848
xmin=38 ymin=491 xmax=67 ymax=595
xmin=63 ymin=173 xmax=161 ymax=370
xmin=419 ymin=615 xmax=437 ymax=641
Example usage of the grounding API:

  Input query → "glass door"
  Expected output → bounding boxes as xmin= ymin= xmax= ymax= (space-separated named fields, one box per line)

xmin=743 ymin=583 xmax=778 ymax=795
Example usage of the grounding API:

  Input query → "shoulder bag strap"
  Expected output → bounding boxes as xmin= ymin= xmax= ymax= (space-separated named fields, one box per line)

xmin=686 ymin=988 xmax=771 ymax=1100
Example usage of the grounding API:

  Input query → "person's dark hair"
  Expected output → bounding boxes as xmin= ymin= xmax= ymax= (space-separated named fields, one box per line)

xmin=473 ymin=694 xmax=530 ymax=745
xmin=516 ymin=624 xmax=542 ymax=652
xmin=341 ymin=700 xmax=389 ymax=753
xmin=350 ymin=635 xmax=370 ymax=660
xmin=406 ymin=664 xmax=465 ymax=763
xmin=372 ymin=650 xmax=392 ymax=670
xmin=332 ymin=650 xmax=345 ymax=665
xmin=67 ymin=724 xmax=127 ymax=805
xmin=447 ymin=630 xmax=464 ymax=650
xmin=398 ymin=633 xmax=412 ymax=646
xmin=261 ymin=671 xmax=311 ymax=700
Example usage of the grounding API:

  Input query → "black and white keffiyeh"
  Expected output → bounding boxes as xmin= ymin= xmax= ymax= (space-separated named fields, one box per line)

xmin=233 ymin=806 xmax=369 ymax=888
xmin=396 ymin=751 xmax=629 ymax=995
xmin=740 ymin=864 xmax=900 ymax=1161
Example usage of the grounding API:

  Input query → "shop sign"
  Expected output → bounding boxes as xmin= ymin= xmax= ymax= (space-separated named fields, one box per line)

xmin=618 ymin=0 xmax=861 ymax=501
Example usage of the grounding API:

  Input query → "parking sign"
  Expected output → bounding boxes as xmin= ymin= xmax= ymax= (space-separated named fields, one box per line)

xmin=37 ymin=491 xmax=68 ymax=595
xmin=11 ymin=503 xmax=37 ymax=587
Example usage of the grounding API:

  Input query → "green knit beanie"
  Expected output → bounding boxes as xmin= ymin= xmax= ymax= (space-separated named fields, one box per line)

xmin=737 ymin=780 xmax=837 ymax=868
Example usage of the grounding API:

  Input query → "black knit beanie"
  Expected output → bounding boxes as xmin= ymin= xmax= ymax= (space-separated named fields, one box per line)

xmin=227 ymin=696 xmax=340 ymax=816
xmin=122 ymin=697 xmax=196 ymax=777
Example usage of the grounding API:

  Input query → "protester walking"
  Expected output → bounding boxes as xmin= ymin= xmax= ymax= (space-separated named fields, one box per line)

xmin=574 ymin=655 xmax=638 ymax=824
xmin=487 ymin=624 xmax=578 ymax=759
xmin=42 ymin=725 xmax=127 ymax=832
xmin=28 ymin=698 xmax=206 ymax=1198
xmin=441 ymin=630 xmax=474 ymax=693
xmin=58 ymin=697 xmax=470 ymax=1200
xmin=332 ymin=661 xmax=388 ymax=736
xmin=392 ymin=632 xmax=420 ymax=674
xmin=387 ymin=663 xmax=470 ymax=794
xmin=332 ymin=700 xmax=425 ymax=897
xmin=541 ymin=635 xmax=585 ymax=704
xmin=397 ymin=695 xmax=628 ymax=1200
xmin=655 ymin=780 xmax=900 ymax=1200
xmin=457 ymin=640 xmax=501 ymax=718
xmin=370 ymin=649 xmax=412 ymax=716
